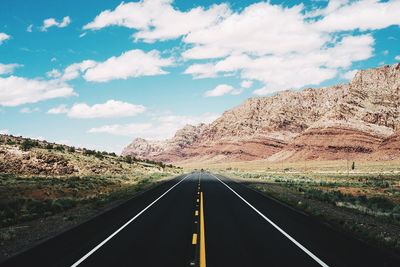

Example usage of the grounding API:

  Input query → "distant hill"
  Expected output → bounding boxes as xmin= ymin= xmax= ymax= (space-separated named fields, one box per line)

xmin=122 ymin=63 xmax=400 ymax=164
xmin=0 ymin=134 xmax=179 ymax=177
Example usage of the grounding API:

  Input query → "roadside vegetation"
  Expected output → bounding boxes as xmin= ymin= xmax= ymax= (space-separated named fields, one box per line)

xmin=222 ymin=170 xmax=400 ymax=253
xmin=0 ymin=134 xmax=181 ymax=260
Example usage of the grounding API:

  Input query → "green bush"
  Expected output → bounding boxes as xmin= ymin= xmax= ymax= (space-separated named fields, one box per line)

xmin=20 ymin=139 xmax=39 ymax=151
xmin=6 ymin=139 xmax=16 ymax=145
xmin=46 ymin=143 xmax=53 ymax=149
xmin=55 ymin=145 xmax=65 ymax=151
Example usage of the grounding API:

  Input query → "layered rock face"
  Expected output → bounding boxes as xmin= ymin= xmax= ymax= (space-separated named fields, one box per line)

xmin=122 ymin=64 xmax=400 ymax=163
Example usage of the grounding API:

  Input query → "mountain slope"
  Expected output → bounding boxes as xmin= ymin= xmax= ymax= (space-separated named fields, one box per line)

xmin=122 ymin=63 xmax=400 ymax=164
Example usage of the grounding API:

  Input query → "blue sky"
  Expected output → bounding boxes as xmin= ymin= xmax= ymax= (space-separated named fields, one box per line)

xmin=0 ymin=0 xmax=399 ymax=153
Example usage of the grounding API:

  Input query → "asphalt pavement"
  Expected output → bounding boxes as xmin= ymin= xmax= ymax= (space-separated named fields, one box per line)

xmin=2 ymin=172 xmax=399 ymax=267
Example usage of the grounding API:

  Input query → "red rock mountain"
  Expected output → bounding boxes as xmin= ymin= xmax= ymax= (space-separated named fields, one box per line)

xmin=122 ymin=64 xmax=400 ymax=163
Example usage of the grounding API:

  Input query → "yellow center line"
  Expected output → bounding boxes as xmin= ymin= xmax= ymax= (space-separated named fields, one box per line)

xmin=200 ymin=192 xmax=206 ymax=267
xmin=192 ymin=233 xmax=198 ymax=245
xmin=195 ymin=210 xmax=199 ymax=216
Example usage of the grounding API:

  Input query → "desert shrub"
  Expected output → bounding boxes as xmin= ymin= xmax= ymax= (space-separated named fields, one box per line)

xmin=46 ymin=143 xmax=53 ymax=149
xmin=68 ymin=146 xmax=76 ymax=152
xmin=83 ymin=149 xmax=96 ymax=156
xmin=20 ymin=139 xmax=39 ymax=151
xmin=0 ymin=198 xmax=78 ymax=227
xmin=95 ymin=151 xmax=104 ymax=159
xmin=124 ymin=156 xmax=133 ymax=164
xmin=6 ymin=139 xmax=16 ymax=145
xmin=55 ymin=145 xmax=65 ymax=151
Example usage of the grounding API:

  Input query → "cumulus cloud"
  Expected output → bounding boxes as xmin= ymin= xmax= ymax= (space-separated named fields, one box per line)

xmin=204 ymin=84 xmax=236 ymax=97
xmin=183 ymin=3 xmax=326 ymax=59
xmin=46 ymin=69 xmax=62 ymax=78
xmin=48 ymin=100 xmax=146 ymax=119
xmin=47 ymin=104 xmax=69 ymax=114
xmin=84 ymin=50 xmax=173 ymax=82
xmin=41 ymin=16 xmax=71 ymax=31
xmin=0 ymin=33 xmax=11 ymax=44
xmin=0 ymin=63 xmax=22 ymax=75
xmin=62 ymin=49 xmax=173 ymax=82
xmin=312 ymin=0 xmax=400 ymax=32
xmin=68 ymin=100 xmax=146 ymax=119
xmin=88 ymin=112 xmax=219 ymax=140
xmin=0 ymin=76 xmax=76 ymax=106
xmin=73 ymin=1 xmax=400 ymax=94
xmin=83 ymin=0 xmax=230 ymax=43
xmin=62 ymin=60 xmax=97 ymax=81
xmin=187 ymin=34 xmax=373 ymax=94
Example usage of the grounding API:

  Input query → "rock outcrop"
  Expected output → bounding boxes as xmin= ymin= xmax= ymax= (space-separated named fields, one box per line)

xmin=122 ymin=63 xmax=400 ymax=163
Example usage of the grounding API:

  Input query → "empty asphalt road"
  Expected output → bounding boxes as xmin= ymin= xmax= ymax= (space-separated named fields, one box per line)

xmin=2 ymin=172 xmax=399 ymax=267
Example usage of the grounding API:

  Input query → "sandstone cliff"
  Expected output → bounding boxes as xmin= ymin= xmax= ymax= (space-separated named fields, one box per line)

xmin=122 ymin=63 xmax=400 ymax=163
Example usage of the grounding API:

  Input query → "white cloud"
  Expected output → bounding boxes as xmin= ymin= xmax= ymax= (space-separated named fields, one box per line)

xmin=395 ymin=55 xmax=400 ymax=61
xmin=41 ymin=16 xmax=71 ymax=31
xmin=48 ymin=104 xmax=69 ymax=114
xmin=312 ymin=0 xmax=400 ymax=32
xmin=0 ymin=33 xmax=11 ymax=44
xmin=27 ymin=24 xmax=33 ymax=32
xmin=84 ymin=49 xmax=173 ymax=82
xmin=204 ymin=84 xmax=235 ymax=97
xmin=50 ymin=57 xmax=57 ymax=62
xmin=0 ymin=129 xmax=9 ymax=135
xmin=62 ymin=49 xmax=173 ymax=82
xmin=83 ymin=0 xmax=230 ymax=43
xmin=0 ymin=76 xmax=76 ymax=106
xmin=83 ymin=0 xmax=396 ymax=94
xmin=79 ymin=32 xmax=87 ymax=38
xmin=67 ymin=100 xmax=146 ymax=119
xmin=62 ymin=60 xmax=97 ymax=81
xmin=20 ymin=107 xmax=39 ymax=113
xmin=0 ymin=63 xmax=22 ymax=75
xmin=46 ymin=69 xmax=62 ymax=78
xmin=341 ymin=69 xmax=358 ymax=80
xmin=88 ymin=112 xmax=219 ymax=140
xmin=187 ymin=34 xmax=373 ymax=94
xmin=240 ymin=80 xmax=253 ymax=89
xmin=48 ymin=100 xmax=146 ymax=119
xmin=183 ymin=2 xmax=326 ymax=59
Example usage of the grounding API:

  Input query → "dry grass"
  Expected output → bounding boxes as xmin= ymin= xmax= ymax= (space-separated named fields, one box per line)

xmin=220 ymin=169 xmax=400 ymax=252
xmin=180 ymin=159 xmax=400 ymax=174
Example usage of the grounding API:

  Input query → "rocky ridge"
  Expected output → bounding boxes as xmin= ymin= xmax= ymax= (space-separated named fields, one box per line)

xmin=122 ymin=63 xmax=400 ymax=163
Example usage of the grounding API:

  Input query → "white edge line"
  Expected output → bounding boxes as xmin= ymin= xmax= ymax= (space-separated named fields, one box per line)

xmin=71 ymin=174 xmax=190 ymax=267
xmin=210 ymin=173 xmax=329 ymax=267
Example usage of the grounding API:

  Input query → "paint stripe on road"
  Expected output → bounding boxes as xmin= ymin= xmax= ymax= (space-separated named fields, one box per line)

xmin=210 ymin=173 xmax=329 ymax=267
xmin=71 ymin=174 xmax=190 ymax=267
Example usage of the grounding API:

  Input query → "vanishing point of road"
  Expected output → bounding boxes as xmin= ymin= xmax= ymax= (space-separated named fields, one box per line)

xmin=2 ymin=172 xmax=400 ymax=267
